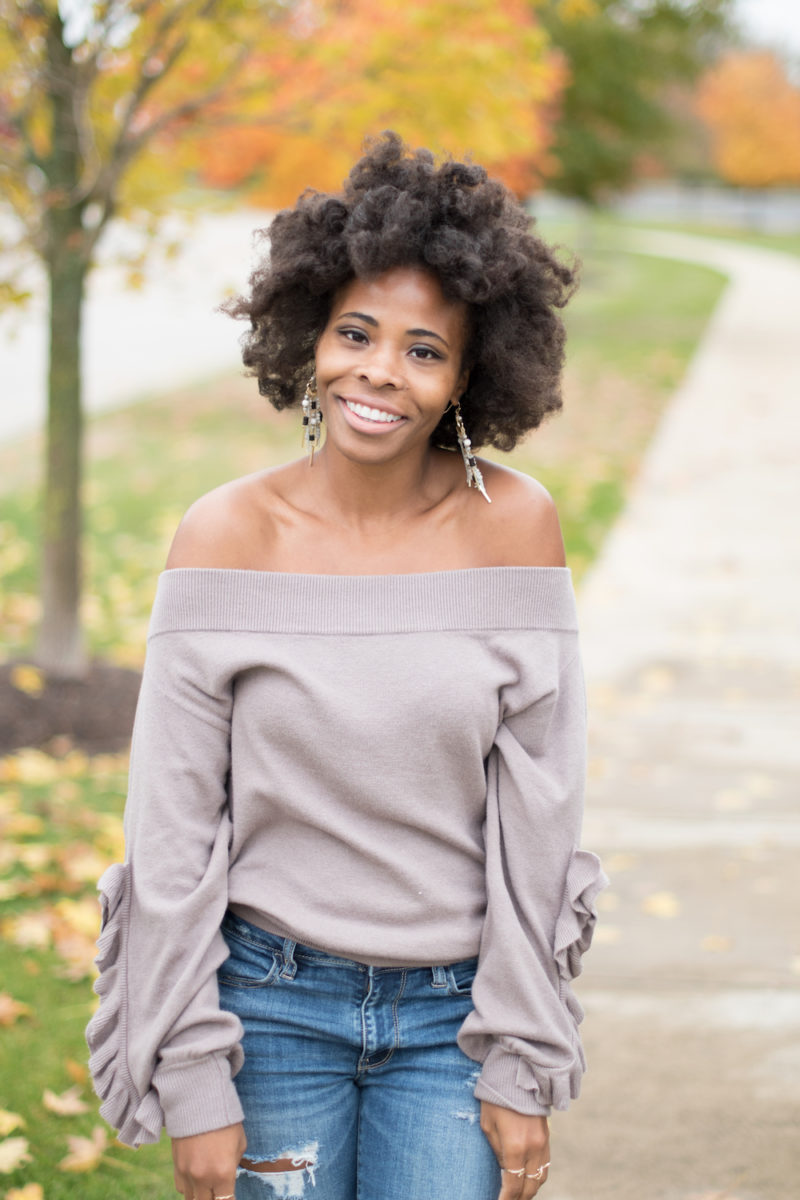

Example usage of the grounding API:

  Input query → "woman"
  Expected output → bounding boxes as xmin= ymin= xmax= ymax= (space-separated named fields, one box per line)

xmin=87 ymin=132 xmax=606 ymax=1200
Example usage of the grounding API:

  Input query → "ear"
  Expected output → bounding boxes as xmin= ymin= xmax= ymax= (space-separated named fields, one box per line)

xmin=454 ymin=367 xmax=469 ymax=401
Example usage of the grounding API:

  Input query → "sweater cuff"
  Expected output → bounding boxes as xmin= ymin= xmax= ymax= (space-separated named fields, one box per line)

xmin=155 ymin=1053 xmax=245 ymax=1138
xmin=473 ymin=1046 xmax=553 ymax=1117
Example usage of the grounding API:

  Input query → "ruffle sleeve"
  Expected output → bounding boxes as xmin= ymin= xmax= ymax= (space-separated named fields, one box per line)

xmin=458 ymin=644 xmax=608 ymax=1115
xmin=87 ymin=863 xmax=163 ymax=1146
xmin=85 ymin=628 xmax=245 ymax=1146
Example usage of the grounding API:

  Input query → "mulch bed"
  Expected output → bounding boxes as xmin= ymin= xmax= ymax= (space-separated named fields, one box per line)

xmin=0 ymin=661 xmax=142 ymax=757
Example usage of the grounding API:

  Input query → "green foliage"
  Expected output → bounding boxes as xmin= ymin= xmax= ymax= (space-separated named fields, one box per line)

xmin=539 ymin=0 xmax=733 ymax=201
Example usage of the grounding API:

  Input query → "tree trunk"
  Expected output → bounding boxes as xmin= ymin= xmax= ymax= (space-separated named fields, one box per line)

xmin=37 ymin=244 xmax=88 ymax=678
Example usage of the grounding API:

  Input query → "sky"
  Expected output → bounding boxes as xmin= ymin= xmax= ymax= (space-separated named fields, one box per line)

xmin=735 ymin=0 xmax=800 ymax=58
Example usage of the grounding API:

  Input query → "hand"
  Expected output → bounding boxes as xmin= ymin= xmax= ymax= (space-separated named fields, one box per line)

xmin=480 ymin=1101 xmax=550 ymax=1200
xmin=171 ymin=1122 xmax=246 ymax=1200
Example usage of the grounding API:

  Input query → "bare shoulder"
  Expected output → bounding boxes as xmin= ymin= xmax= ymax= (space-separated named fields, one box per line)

xmin=473 ymin=459 xmax=566 ymax=568
xmin=165 ymin=472 xmax=277 ymax=569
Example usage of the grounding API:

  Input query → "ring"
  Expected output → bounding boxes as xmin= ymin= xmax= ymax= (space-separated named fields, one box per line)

xmin=525 ymin=1162 xmax=551 ymax=1181
xmin=214 ymin=1194 xmax=236 ymax=1199
xmin=501 ymin=1166 xmax=526 ymax=1177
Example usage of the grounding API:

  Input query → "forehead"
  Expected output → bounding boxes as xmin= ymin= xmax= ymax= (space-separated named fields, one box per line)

xmin=332 ymin=267 xmax=467 ymax=332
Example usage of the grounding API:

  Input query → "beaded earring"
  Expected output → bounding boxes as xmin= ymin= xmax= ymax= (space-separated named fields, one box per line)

xmin=454 ymin=403 xmax=491 ymax=503
xmin=301 ymin=375 xmax=322 ymax=464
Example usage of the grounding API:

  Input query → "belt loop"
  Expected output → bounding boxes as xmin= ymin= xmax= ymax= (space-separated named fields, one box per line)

xmin=431 ymin=965 xmax=448 ymax=989
xmin=280 ymin=938 xmax=298 ymax=980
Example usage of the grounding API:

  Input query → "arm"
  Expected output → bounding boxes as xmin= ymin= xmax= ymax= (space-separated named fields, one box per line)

xmin=87 ymin=618 xmax=245 ymax=1148
xmin=458 ymin=638 xmax=607 ymax=1171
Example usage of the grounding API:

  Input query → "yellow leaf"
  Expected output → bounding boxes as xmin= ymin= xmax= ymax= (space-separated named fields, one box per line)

xmin=9 ymin=664 xmax=44 ymax=696
xmin=0 ymin=1137 xmax=32 ymax=1173
xmin=641 ymin=891 xmax=680 ymax=919
xmin=3 ymin=910 xmax=52 ymax=950
xmin=701 ymin=935 xmax=733 ymax=953
xmin=0 ymin=1112 xmax=25 ymax=1137
xmin=43 ymin=1086 xmax=90 ymax=1116
xmin=64 ymin=1059 xmax=89 ymax=1085
xmin=6 ymin=1184 xmax=45 ymax=1200
xmin=0 ymin=994 xmax=32 ymax=1026
xmin=58 ymin=1126 xmax=108 ymax=1173
xmin=593 ymin=925 xmax=621 ymax=945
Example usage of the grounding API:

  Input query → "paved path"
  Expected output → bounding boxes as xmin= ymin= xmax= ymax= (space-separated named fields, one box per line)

xmin=551 ymin=231 xmax=800 ymax=1199
xmin=0 ymin=209 xmax=270 ymax=442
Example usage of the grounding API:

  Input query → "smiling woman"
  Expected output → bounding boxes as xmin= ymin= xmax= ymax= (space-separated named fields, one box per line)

xmin=86 ymin=132 xmax=606 ymax=1200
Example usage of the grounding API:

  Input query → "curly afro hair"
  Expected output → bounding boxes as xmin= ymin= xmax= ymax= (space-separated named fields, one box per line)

xmin=224 ymin=132 xmax=577 ymax=452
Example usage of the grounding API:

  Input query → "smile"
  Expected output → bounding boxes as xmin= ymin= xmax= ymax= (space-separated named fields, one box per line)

xmin=343 ymin=399 xmax=404 ymax=424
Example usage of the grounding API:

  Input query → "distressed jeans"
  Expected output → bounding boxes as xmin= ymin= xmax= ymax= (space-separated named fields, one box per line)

xmin=217 ymin=911 xmax=502 ymax=1200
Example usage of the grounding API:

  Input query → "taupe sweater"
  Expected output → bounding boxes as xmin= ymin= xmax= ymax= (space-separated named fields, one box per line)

xmin=87 ymin=567 xmax=606 ymax=1146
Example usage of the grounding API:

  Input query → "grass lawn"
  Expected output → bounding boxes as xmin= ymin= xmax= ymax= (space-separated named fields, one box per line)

xmin=0 ymin=219 xmax=727 ymax=1198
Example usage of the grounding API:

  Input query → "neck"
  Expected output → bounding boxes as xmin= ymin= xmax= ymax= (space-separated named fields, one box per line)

xmin=306 ymin=442 xmax=451 ymax=533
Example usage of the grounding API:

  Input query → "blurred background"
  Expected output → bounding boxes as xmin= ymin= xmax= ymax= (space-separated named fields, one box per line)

xmin=0 ymin=2 xmax=798 ymax=1197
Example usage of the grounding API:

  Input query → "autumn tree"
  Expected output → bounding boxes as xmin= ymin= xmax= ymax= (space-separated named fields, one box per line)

xmin=0 ymin=0 xmax=565 ymax=680
xmin=197 ymin=0 xmax=566 ymax=206
xmin=695 ymin=50 xmax=800 ymax=187
xmin=0 ymin=0 xmax=315 ymax=678
xmin=536 ymin=0 xmax=733 ymax=202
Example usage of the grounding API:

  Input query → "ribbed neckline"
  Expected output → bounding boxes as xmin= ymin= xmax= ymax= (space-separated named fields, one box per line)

xmin=148 ymin=567 xmax=578 ymax=637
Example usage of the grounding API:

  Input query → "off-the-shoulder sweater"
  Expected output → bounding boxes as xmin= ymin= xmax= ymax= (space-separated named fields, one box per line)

xmin=86 ymin=567 xmax=607 ymax=1146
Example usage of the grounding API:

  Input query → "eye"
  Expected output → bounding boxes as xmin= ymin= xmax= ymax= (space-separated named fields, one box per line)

xmin=409 ymin=345 xmax=442 ymax=361
xmin=338 ymin=326 xmax=369 ymax=344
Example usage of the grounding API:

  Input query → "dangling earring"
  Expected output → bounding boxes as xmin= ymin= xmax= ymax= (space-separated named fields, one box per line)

xmin=301 ymin=374 xmax=322 ymax=464
xmin=454 ymin=402 xmax=491 ymax=504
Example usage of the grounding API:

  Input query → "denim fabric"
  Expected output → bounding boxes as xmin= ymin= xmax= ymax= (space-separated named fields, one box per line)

xmin=218 ymin=912 xmax=501 ymax=1200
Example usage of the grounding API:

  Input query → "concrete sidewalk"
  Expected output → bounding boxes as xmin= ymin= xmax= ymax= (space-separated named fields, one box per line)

xmin=551 ymin=232 xmax=800 ymax=1200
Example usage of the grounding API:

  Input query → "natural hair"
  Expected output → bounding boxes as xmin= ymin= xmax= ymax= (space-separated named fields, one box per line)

xmin=224 ymin=132 xmax=577 ymax=452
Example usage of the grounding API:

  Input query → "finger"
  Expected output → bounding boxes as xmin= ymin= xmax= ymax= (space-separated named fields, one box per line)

xmin=521 ymin=1159 xmax=550 ymax=1199
xmin=498 ymin=1162 xmax=527 ymax=1200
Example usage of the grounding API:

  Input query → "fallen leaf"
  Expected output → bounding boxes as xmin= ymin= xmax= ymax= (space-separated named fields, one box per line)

xmin=602 ymin=853 xmax=637 ymax=874
xmin=3 ymin=910 xmax=52 ymax=950
xmin=64 ymin=1058 xmax=89 ymax=1085
xmin=641 ymin=891 xmax=680 ymax=919
xmin=593 ymin=925 xmax=622 ymax=945
xmin=0 ymin=994 xmax=32 ymax=1027
xmin=5 ymin=1184 xmax=45 ymax=1200
xmin=0 ymin=1136 xmax=32 ymax=1173
xmin=43 ymin=1086 xmax=90 ymax=1116
xmin=0 ymin=1112 xmax=25 ymax=1137
xmin=713 ymin=788 xmax=751 ymax=812
xmin=9 ymin=664 xmax=44 ymax=696
xmin=58 ymin=1126 xmax=108 ymax=1172
xmin=701 ymin=934 xmax=733 ymax=953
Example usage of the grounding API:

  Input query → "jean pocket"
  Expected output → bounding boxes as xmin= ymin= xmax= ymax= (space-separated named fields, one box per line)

xmin=218 ymin=932 xmax=280 ymax=989
xmin=447 ymin=956 xmax=478 ymax=995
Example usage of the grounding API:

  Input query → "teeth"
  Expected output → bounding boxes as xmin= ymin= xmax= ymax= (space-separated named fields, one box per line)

xmin=345 ymin=400 xmax=402 ymax=424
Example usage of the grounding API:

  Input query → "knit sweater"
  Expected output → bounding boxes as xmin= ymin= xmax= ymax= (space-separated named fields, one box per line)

xmin=87 ymin=566 xmax=606 ymax=1147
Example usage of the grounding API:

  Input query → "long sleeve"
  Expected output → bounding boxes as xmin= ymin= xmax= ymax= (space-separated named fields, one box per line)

xmin=86 ymin=630 xmax=245 ymax=1147
xmin=457 ymin=643 xmax=607 ymax=1115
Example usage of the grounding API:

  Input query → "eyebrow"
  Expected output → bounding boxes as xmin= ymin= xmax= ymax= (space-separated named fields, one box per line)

xmin=338 ymin=311 xmax=450 ymax=348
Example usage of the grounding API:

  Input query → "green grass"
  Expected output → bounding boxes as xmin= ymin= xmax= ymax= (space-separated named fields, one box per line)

xmin=0 ymin=214 xmax=728 ymax=1197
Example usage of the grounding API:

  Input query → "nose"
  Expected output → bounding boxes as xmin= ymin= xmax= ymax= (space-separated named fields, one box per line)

xmin=356 ymin=346 xmax=404 ymax=390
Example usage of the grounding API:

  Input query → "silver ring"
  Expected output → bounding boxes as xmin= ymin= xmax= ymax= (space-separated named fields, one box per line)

xmin=525 ymin=1162 xmax=551 ymax=1181
xmin=501 ymin=1166 xmax=526 ymax=1177
xmin=214 ymin=1194 xmax=236 ymax=1199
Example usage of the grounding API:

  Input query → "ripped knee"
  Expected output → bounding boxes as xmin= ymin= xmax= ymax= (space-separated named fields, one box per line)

xmin=238 ymin=1142 xmax=319 ymax=1194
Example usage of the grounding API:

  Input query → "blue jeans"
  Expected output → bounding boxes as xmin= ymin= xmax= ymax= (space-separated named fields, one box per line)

xmin=217 ymin=912 xmax=501 ymax=1200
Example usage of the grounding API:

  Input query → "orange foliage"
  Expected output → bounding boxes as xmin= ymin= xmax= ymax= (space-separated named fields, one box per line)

xmin=196 ymin=0 xmax=565 ymax=204
xmin=695 ymin=51 xmax=800 ymax=187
